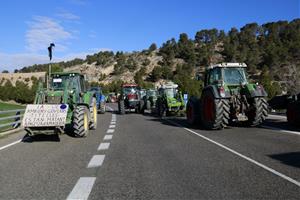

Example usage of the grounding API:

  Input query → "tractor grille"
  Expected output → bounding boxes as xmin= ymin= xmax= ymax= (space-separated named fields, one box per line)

xmin=46 ymin=96 xmax=62 ymax=104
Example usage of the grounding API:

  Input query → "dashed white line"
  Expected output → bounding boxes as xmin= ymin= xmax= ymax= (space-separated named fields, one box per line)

xmin=0 ymin=139 xmax=22 ymax=151
xmin=67 ymin=177 xmax=96 ymax=200
xmin=87 ymin=155 xmax=105 ymax=168
xmin=106 ymin=129 xmax=115 ymax=133
xmin=103 ymin=135 xmax=113 ymax=140
xmin=165 ymin=119 xmax=300 ymax=188
xmin=109 ymin=125 xmax=116 ymax=129
xmin=261 ymin=125 xmax=300 ymax=136
xmin=98 ymin=142 xmax=110 ymax=150
xmin=110 ymin=121 xmax=116 ymax=125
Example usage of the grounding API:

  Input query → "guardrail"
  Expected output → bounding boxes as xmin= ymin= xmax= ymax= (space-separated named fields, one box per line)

xmin=0 ymin=109 xmax=25 ymax=132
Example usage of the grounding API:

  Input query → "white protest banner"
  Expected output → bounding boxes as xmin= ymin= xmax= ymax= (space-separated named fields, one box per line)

xmin=22 ymin=104 xmax=69 ymax=127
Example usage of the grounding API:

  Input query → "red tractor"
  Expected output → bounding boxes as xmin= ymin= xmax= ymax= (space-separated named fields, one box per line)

xmin=269 ymin=93 xmax=300 ymax=127
xmin=118 ymin=84 xmax=141 ymax=114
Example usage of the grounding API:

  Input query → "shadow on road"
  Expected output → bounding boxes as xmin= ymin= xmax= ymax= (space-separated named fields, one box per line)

xmin=22 ymin=133 xmax=60 ymax=143
xmin=269 ymin=152 xmax=300 ymax=168
xmin=262 ymin=119 xmax=300 ymax=132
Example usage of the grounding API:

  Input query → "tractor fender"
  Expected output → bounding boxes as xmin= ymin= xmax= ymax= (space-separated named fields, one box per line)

xmin=202 ymin=85 xmax=221 ymax=99
xmin=249 ymin=84 xmax=268 ymax=98
xmin=76 ymin=103 xmax=90 ymax=109
xmin=83 ymin=92 xmax=94 ymax=106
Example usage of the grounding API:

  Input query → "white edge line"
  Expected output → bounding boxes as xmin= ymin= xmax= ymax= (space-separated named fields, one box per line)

xmin=261 ymin=125 xmax=300 ymax=136
xmin=0 ymin=139 xmax=22 ymax=151
xmin=165 ymin=119 xmax=300 ymax=187
xmin=67 ymin=177 xmax=96 ymax=200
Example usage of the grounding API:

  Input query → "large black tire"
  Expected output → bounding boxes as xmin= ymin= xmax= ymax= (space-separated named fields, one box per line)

xmin=286 ymin=101 xmax=300 ymax=126
xmin=201 ymin=90 xmax=230 ymax=130
xmin=99 ymin=102 xmax=106 ymax=114
xmin=139 ymin=100 xmax=144 ymax=114
xmin=146 ymin=100 xmax=151 ymax=110
xmin=89 ymin=98 xmax=98 ymax=130
xmin=118 ymin=100 xmax=125 ymax=115
xmin=73 ymin=106 xmax=89 ymax=137
xmin=246 ymin=97 xmax=268 ymax=126
xmin=159 ymin=102 xmax=167 ymax=118
xmin=186 ymin=99 xmax=201 ymax=125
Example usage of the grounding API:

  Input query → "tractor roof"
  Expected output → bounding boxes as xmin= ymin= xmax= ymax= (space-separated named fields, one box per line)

xmin=161 ymin=82 xmax=178 ymax=89
xmin=122 ymin=83 xmax=138 ymax=87
xmin=51 ymin=72 xmax=82 ymax=76
xmin=208 ymin=63 xmax=247 ymax=69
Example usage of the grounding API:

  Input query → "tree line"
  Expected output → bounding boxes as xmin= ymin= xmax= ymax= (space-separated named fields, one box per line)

xmin=6 ymin=18 xmax=300 ymax=103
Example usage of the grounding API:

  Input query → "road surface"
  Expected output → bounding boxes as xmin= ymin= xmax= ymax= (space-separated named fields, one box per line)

xmin=0 ymin=103 xmax=299 ymax=199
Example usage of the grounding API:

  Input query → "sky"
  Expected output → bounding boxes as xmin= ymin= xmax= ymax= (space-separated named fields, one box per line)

xmin=0 ymin=0 xmax=299 ymax=71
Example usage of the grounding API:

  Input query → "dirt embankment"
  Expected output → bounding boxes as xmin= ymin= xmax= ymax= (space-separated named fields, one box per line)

xmin=0 ymin=72 xmax=46 ymax=87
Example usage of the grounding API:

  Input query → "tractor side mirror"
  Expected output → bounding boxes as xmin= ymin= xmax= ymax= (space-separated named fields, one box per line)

xmin=196 ymin=74 xmax=203 ymax=81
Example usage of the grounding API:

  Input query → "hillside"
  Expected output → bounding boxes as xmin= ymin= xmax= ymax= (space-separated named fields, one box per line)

xmin=0 ymin=18 xmax=299 ymax=104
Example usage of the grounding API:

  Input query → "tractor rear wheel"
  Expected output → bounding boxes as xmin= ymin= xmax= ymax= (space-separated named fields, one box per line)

xmin=201 ymin=90 xmax=229 ymax=130
xmin=119 ymin=100 xmax=125 ymax=115
xmin=73 ymin=105 xmax=89 ymax=137
xmin=99 ymin=102 xmax=106 ymax=114
xmin=146 ymin=100 xmax=151 ymax=110
xmin=246 ymin=97 xmax=268 ymax=126
xmin=158 ymin=101 xmax=167 ymax=118
xmin=89 ymin=98 xmax=98 ymax=130
xmin=139 ymin=100 xmax=145 ymax=114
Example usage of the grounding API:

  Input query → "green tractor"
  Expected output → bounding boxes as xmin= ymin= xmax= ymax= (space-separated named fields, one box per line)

xmin=140 ymin=89 xmax=159 ymax=114
xmin=186 ymin=63 xmax=268 ymax=129
xmin=156 ymin=82 xmax=185 ymax=117
xmin=22 ymin=72 xmax=98 ymax=137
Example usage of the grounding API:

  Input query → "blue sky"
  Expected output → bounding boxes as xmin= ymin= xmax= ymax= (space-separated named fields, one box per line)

xmin=0 ymin=0 xmax=299 ymax=71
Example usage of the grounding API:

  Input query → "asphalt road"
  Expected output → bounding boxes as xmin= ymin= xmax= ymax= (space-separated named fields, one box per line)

xmin=0 ymin=103 xmax=299 ymax=199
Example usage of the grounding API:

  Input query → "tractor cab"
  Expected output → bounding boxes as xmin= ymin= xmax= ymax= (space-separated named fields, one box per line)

xmin=159 ymin=82 xmax=179 ymax=98
xmin=51 ymin=73 xmax=86 ymax=92
xmin=204 ymin=63 xmax=247 ymax=87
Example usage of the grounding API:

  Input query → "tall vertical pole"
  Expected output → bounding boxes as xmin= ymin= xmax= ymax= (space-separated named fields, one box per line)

xmin=48 ymin=43 xmax=55 ymax=90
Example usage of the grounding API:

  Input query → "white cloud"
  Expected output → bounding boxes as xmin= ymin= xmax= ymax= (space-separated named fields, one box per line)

xmin=0 ymin=48 xmax=112 ymax=71
xmin=0 ymin=52 xmax=48 ymax=71
xmin=56 ymin=10 xmax=80 ymax=21
xmin=26 ymin=16 xmax=73 ymax=53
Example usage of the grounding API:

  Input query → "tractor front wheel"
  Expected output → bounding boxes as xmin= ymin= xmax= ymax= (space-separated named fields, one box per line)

xmin=119 ymin=100 xmax=125 ymax=115
xmin=99 ymin=102 xmax=106 ymax=114
xmin=73 ymin=105 xmax=89 ymax=137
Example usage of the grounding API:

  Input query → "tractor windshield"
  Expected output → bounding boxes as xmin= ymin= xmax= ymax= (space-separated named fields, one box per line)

xmin=147 ymin=90 xmax=157 ymax=97
xmin=51 ymin=75 xmax=81 ymax=91
xmin=164 ymin=88 xmax=177 ymax=98
xmin=123 ymin=87 xmax=138 ymax=95
xmin=51 ymin=76 xmax=69 ymax=90
xmin=223 ymin=68 xmax=247 ymax=85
